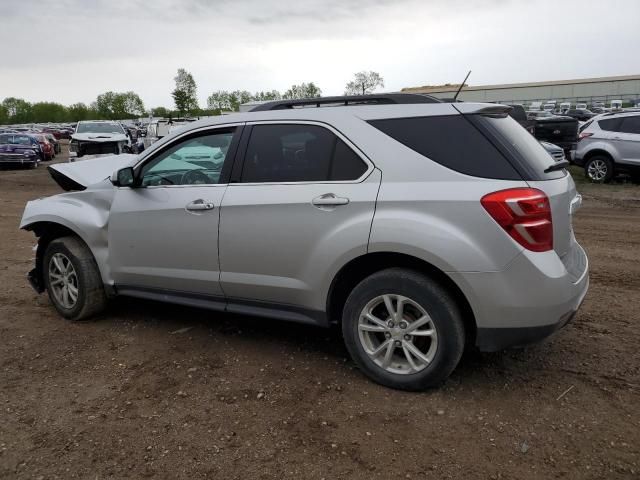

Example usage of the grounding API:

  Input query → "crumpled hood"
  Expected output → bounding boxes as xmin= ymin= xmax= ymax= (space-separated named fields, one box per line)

xmin=71 ymin=132 xmax=128 ymax=143
xmin=48 ymin=154 xmax=138 ymax=191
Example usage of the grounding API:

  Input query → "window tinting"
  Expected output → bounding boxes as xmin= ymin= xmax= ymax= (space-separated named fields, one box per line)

xmin=331 ymin=139 xmax=367 ymax=180
xmin=477 ymin=115 xmax=565 ymax=180
xmin=241 ymin=124 xmax=367 ymax=183
xmin=368 ymin=115 xmax=521 ymax=180
xmin=598 ymin=118 xmax=621 ymax=132
xmin=618 ymin=115 xmax=640 ymax=134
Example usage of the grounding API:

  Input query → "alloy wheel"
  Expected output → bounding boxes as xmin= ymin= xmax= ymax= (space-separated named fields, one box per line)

xmin=358 ymin=294 xmax=438 ymax=374
xmin=48 ymin=253 xmax=79 ymax=309
xmin=587 ymin=159 xmax=608 ymax=181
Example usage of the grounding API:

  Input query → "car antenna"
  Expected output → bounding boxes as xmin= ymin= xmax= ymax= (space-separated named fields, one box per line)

xmin=453 ymin=70 xmax=471 ymax=102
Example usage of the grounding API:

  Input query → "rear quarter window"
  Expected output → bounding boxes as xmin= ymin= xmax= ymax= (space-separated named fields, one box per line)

xmin=598 ymin=118 xmax=621 ymax=132
xmin=471 ymin=115 xmax=566 ymax=180
xmin=367 ymin=115 xmax=521 ymax=180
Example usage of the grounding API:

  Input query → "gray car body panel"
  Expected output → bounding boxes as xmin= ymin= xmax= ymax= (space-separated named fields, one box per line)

xmin=575 ymin=112 xmax=640 ymax=166
xmin=20 ymin=101 xmax=589 ymax=350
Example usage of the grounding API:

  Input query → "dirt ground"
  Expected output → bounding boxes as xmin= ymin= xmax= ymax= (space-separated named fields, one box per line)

xmin=0 ymin=145 xmax=638 ymax=479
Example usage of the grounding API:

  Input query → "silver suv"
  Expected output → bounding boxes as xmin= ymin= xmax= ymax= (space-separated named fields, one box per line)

xmin=20 ymin=94 xmax=589 ymax=390
xmin=575 ymin=111 xmax=640 ymax=182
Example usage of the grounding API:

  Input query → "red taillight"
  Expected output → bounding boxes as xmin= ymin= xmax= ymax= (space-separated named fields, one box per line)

xmin=579 ymin=132 xmax=593 ymax=140
xmin=481 ymin=188 xmax=553 ymax=252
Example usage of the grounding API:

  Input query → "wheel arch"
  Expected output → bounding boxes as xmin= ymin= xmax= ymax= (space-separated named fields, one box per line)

xmin=23 ymin=221 xmax=97 ymax=294
xmin=326 ymin=252 xmax=477 ymax=345
xmin=583 ymin=148 xmax=614 ymax=163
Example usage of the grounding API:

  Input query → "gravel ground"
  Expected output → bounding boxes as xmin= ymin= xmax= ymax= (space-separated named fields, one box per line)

xmin=0 ymin=147 xmax=638 ymax=479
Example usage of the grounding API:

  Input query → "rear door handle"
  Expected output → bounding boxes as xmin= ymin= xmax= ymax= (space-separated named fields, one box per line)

xmin=186 ymin=199 xmax=215 ymax=211
xmin=312 ymin=193 xmax=350 ymax=206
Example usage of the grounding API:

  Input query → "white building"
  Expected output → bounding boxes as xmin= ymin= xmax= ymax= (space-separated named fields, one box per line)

xmin=402 ymin=74 xmax=640 ymax=108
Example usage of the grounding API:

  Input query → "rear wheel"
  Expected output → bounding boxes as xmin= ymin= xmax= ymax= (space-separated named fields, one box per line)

xmin=342 ymin=268 xmax=465 ymax=390
xmin=585 ymin=156 xmax=614 ymax=183
xmin=43 ymin=236 xmax=106 ymax=321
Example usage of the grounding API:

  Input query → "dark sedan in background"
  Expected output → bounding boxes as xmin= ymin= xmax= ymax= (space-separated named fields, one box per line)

xmin=564 ymin=109 xmax=595 ymax=121
xmin=0 ymin=137 xmax=40 ymax=169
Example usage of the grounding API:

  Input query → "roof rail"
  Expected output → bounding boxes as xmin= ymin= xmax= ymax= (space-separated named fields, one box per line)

xmin=247 ymin=93 xmax=442 ymax=112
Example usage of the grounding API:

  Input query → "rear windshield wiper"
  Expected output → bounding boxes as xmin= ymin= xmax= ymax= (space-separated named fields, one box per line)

xmin=544 ymin=160 xmax=570 ymax=173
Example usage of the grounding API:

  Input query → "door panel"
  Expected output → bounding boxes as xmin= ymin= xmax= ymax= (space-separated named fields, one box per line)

xmin=109 ymin=186 xmax=226 ymax=295
xmin=107 ymin=126 xmax=241 ymax=297
xmin=614 ymin=132 xmax=640 ymax=164
xmin=218 ymin=170 xmax=381 ymax=310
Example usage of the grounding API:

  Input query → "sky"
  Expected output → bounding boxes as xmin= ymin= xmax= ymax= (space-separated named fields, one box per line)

xmin=1 ymin=0 xmax=639 ymax=109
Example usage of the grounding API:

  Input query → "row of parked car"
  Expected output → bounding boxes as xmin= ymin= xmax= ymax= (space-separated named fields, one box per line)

xmin=0 ymin=128 xmax=64 ymax=168
xmin=507 ymin=104 xmax=640 ymax=182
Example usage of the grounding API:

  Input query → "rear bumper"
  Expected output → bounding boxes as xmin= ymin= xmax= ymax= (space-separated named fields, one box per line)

xmin=475 ymin=305 xmax=580 ymax=351
xmin=450 ymin=242 xmax=589 ymax=352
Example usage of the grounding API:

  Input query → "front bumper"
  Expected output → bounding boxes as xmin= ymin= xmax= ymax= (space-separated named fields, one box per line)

xmin=0 ymin=157 xmax=39 ymax=166
xmin=451 ymin=242 xmax=589 ymax=352
xmin=27 ymin=267 xmax=44 ymax=293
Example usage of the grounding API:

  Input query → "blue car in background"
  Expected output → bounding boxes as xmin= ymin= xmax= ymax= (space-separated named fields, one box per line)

xmin=0 ymin=133 xmax=41 ymax=168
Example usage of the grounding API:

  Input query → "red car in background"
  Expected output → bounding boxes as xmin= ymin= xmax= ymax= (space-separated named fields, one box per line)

xmin=44 ymin=133 xmax=61 ymax=154
xmin=32 ymin=134 xmax=54 ymax=160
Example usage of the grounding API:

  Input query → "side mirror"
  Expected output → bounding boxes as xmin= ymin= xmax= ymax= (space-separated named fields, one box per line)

xmin=111 ymin=167 xmax=136 ymax=187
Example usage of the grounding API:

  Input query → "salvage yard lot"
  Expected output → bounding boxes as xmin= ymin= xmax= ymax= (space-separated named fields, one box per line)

xmin=0 ymin=147 xmax=638 ymax=479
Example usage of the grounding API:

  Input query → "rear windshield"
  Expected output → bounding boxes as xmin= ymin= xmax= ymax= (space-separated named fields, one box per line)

xmin=579 ymin=119 xmax=594 ymax=132
xmin=472 ymin=115 xmax=566 ymax=180
xmin=367 ymin=115 xmax=521 ymax=180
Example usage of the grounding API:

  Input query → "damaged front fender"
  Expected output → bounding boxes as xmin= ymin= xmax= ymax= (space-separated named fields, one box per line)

xmin=20 ymin=180 xmax=117 ymax=289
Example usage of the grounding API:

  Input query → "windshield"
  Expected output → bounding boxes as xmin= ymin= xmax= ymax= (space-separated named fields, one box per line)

xmin=76 ymin=122 xmax=124 ymax=134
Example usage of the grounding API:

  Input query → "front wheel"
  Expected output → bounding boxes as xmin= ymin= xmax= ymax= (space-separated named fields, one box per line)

xmin=43 ymin=236 xmax=107 ymax=321
xmin=342 ymin=268 xmax=465 ymax=390
xmin=585 ymin=156 xmax=614 ymax=183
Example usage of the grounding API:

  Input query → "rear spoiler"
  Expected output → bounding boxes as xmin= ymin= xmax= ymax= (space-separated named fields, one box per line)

xmin=453 ymin=103 xmax=512 ymax=117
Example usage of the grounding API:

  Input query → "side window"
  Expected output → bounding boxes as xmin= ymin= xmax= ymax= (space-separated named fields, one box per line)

xmin=241 ymin=124 xmax=367 ymax=183
xmin=140 ymin=129 xmax=235 ymax=186
xmin=368 ymin=115 xmax=521 ymax=180
xmin=598 ymin=118 xmax=621 ymax=132
xmin=618 ymin=116 xmax=640 ymax=134
xmin=331 ymin=138 xmax=368 ymax=180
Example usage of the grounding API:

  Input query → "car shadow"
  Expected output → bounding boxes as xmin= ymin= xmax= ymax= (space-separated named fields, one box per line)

xmin=103 ymin=296 xmax=555 ymax=389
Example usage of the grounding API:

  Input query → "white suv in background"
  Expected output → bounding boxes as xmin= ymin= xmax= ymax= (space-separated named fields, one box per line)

xmin=575 ymin=112 xmax=640 ymax=182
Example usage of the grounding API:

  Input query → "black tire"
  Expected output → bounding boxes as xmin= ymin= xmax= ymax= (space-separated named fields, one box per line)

xmin=342 ymin=268 xmax=465 ymax=391
xmin=43 ymin=236 xmax=106 ymax=321
xmin=584 ymin=155 xmax=614 ymax=183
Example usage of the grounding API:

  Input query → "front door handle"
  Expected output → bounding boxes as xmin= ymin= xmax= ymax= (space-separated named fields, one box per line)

xmin=312 ymin=193 xmax=350 ymax=207
xmin=186 ymin=199 xmax=215 ymax=211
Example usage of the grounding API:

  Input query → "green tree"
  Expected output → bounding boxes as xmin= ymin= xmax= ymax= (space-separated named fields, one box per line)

xmin=31 ymin=102 xmax=68 ymax=123
xmin=0 ymin=104 xmax=8 ymax=125
xmin=67 ymin=103 xmax=90 ymax=122
xmin=253 ymin=90 xmax=281 ymax=102
xmin=95 ymin=91 xmax=145 ymax=119
xmin=207 ymin=91 xmax=232 ymax=111
xmin=2 ymin=97 xmax=32 ymax=124
xmin=207 ymin=90 xmax=257 ymax=112
xmin=172 ymin=68 xmax=198 ymax=116
xmin=344 ymin=71 xmax=384 ymax=95
xmin=151 ymin=106 xmax=171 ymax=117
xmin=283 ymin=82 xmax=322 ymax=99
xmin=228 ymin=90 xmax=253 ymax=111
